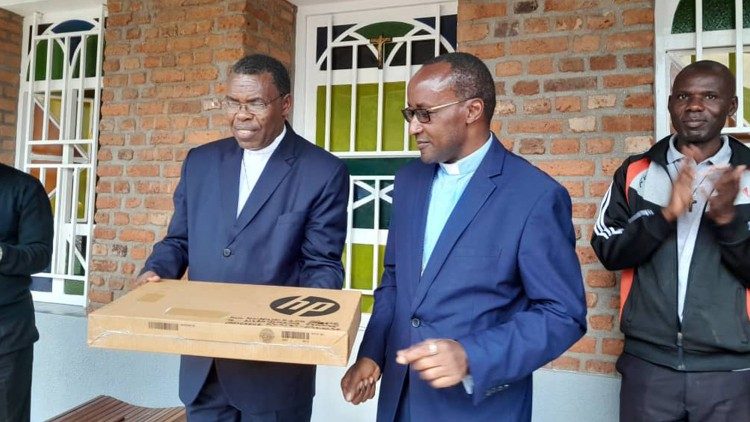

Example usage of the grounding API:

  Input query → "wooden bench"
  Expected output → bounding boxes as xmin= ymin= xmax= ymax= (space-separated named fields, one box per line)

xmin=47 ymin=395 xmax=186 ymax=422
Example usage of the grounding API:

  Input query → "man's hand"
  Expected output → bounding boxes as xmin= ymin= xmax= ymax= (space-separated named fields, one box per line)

xmin=395 ymin=339 xmax=468 ymax=389
xmin=134 ymin=270 xmax=161 ymax=288
xmin=341 ymin=357 xmax=381 ymax=404
xmin=663 ymin=153 xmax=696 ymax=222
xmin=707 ymin=165 xmax=747 ymax=225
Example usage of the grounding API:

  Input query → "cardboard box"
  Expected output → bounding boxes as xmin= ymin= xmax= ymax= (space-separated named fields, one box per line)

xmin=87 ymin=280 xmax=361 ymax=366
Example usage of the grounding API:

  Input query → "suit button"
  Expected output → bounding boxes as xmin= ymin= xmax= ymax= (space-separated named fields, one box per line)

xmin=411 ymin=318 xmax=421 ymax=328
xmin=223 ymin=248 xmax=232 ymax=257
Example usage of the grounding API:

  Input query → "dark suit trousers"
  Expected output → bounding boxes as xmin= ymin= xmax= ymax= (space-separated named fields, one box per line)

xmin=618 ymin=353 xmax=750 ymax=422
xmin=0 ymin=345 xmax=32 ymax=422
xmin=186 ymin=363 xmax=312 ymax=422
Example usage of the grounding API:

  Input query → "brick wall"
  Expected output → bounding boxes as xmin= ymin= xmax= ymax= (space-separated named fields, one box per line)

xmin=0 ymin=8 xmax=22 ymax=166
xmin=458 ymin=0 xmax=654 ymax=375
xmin=90 ymin=0 xmax=296 ymax=308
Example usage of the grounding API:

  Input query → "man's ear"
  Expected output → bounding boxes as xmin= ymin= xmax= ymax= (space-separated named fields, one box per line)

xmin=465 ymin=98 xmax=484 ymax=125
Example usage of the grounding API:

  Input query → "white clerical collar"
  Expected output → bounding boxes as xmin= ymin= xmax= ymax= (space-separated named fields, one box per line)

xmin=438 ymin=135 xmax=493 ymax=176
xmin=244 ymin=126 xmax=286 ymax=157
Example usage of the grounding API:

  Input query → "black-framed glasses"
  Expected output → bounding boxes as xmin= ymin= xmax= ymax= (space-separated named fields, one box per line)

xmin=222 ymin=93 xmax=286 ymax=115
xmin=401 ymin=99 xmax=467 ymax=123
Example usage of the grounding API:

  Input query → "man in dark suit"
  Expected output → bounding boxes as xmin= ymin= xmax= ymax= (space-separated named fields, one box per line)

xmin=0 ymin=163 xmax=54 ymax=422
xmin=341 ymin=52 xmax=586 ymax=421
xmin=137 ymin=54 xmax=349 ymax=421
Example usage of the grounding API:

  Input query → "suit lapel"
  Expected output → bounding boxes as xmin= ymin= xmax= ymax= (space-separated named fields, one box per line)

xmin=230 ymin=129 xmax=296 ymax=243
xmin=411 ymin=138 xmax=506 ymax=311
xmin=406 ymin=163 xmax=436 ymax=301
xmin=219 ymin=142 xmax=243 ymax=242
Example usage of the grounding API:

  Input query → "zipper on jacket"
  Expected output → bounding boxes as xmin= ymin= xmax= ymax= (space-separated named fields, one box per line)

xmin=676 ymin=331 xmax=685 ymax=370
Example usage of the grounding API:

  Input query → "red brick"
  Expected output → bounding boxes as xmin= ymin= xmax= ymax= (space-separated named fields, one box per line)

xmin=602 ymin=338 xmax=624 ymax=355
xmin=559 ymin=58 xmax=584 ymax=73
xmin=570 ymin=336 xmax=597 ymax=353
xmin=572 ymin=35 xmax=600 ymax=52
xmin=606 ymin=31 xmax=653 ymax=51
xmin=513 ymin=80 xmax=540 ymax=96
xmin=508 ymin=120 xmax=563 ymax=134
xmin=555 ymin=97 xmax=581 ymax=112
xmin=624 ymin=53 xmax=653 ymax=68
xmin=458 ymin=23 xmax=489 ymax=42
xmin=528 ymin=58 xmax=553 ymax=75
xmin=89 ymin=288 xmax=114 ymax=304
xmin=585 ymin=292 xmax=598 ymax=308
xmin=573 ymin=203 xmax=598 ymax=218
xmin=544 ymin=77 xmax=597 ymax=92
xmin=523 ymin=99 xmax=551 ymax=114
xmin=625 ymin=93 xmax=654 ymax=109
xmin=589 ymin=314 xmax=615 ymax=331
xmin=623 ymin=8 xmax=653 ymax=25
xmin=562 ymin=181 xmax=584 ymax=197
xmin=524 ymin=18 xmax=549 ymax=33
xmin=458 ymin=2 xmax=507 ymax=21
xmin=519 ymin=139 xmax=546 ymax=155
xmin=590 ymin=54 xmax=616 ymax=70
xmin=585 ymin=359 xmax=616 ymax=374
xmin=586 ymin=138 xmax=614 ymax=154
xmin=589 ymin=181 xmax=611 ymax=197
xmin=587 ymin=12 xmax=615 ymax=30
xmin=550 ymin=356 xmax=580 ymax=371
xmin=536 ymin=160 xmax=595 ymax=176
xmin=496 ymin=61 xmax=523 ymax=77
xmin=551 ymin=138 xmax=580 ymax=154
xmin=464 ymin=43 xmax=504 ymax=60
xmin=509 ymin=36 xmax=568 ymax=55
xmin=603 ymin=73 xmax=653 ymax=88
xmin=587 ymin=269 xmax=616 ymax=287
xmin=602 ymin=115 xmax=653 ymax=132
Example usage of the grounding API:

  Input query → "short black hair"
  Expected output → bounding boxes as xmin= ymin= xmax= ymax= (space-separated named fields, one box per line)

xmin=423 ymin=52 xmax=496 ymax=124
xmin=232 ymin=54 xmax=291 ymax=95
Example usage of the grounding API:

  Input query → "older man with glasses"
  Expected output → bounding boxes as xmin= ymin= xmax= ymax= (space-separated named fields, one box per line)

xmin=136 ymin=54 xmax=349 ymax=422
xmin=341 ymin=52 xmax=587 ymax=422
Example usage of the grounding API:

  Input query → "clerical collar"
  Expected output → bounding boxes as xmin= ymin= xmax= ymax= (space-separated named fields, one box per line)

xmin=244 ymin=126 xmax=286 ymax=157
xmin=438 ymin=135 xmax=493 ymax=176
xmin=666 ymin=134 xmax=731 ymax=167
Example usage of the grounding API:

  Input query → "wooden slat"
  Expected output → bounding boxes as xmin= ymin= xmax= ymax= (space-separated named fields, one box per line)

xmin=46 ymin=395 xmax=186 ymax=422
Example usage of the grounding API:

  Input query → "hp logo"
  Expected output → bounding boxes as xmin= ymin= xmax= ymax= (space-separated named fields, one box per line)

xmin=270 ymin=296 xmax=340 ymax=317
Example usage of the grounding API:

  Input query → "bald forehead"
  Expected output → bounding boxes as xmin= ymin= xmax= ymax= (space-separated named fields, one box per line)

xmin=411 ymin=62 xmax=455 ymax=92
xmin=673 ymin=63 xmax=735 ymax=94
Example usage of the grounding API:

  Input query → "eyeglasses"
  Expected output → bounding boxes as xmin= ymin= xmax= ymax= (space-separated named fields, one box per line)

xmin=401 ymin=99 xmax=467 ymax=123
xmin=223 ymin=94 xmax=286 ymax=115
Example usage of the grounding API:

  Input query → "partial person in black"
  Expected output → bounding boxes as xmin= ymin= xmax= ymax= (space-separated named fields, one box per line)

xmin=0 ymin=163 xmax=54 ymax=422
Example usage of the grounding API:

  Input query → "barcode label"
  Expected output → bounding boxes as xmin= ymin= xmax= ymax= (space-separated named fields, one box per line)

xmin=281 ymin=331 xmax=309 ymax=340
xmin=148 ymin=322 xmax=178 ymax=331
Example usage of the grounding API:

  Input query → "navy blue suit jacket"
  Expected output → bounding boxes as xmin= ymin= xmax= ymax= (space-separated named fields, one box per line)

xmin=143 ymin=125 xmax=349 ymax=413
xmin=359 ymin=137 xmax=586 ymax=421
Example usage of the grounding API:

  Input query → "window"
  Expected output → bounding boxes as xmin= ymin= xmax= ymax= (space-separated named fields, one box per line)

xmin=655 ymin=0 xmax=749 ymax=141
xmin=15 ymin=8 xmax=105 ymax=306
xmin=294 ymin=1 xmax=457 ymax=311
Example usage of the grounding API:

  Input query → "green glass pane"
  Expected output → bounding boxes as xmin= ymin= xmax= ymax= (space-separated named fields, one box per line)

xmin=672 ymin=0 xmax=750 ymax=34
xmin=64 ymin=279 xmax=85 ymax=295
xmin=356 ymin=22 xmax=413 ymax=39
xmin=349 ymin=243 xmax=374 ymax=290
xmin=315 ymin=85 xmax=353 ymax=151
xmin=353 ymin=202 xmax=372 ymax=229
xmin=85 ymin=36 xmax=98 ymax=78
xmin=316 ymin=83 xmax=408 ymax=153
xmin=343 ymin=158 xmax=412 ymax=176
xmin=383 ymin=82 xmax=407 ymax=151
xmin=78 ymin=169 xmax=88 ymax=219
xmin=342 ymin=244 xmax=385 ymax=313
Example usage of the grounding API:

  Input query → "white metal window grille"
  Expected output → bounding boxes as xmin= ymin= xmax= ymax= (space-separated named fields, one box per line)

xmin=295 ymin=2 xmax=457 ymax=303
xmin=15 ymin=8 xmax=105 ymax=306
xmin=655 ymin=0 xmax=750 ymax=141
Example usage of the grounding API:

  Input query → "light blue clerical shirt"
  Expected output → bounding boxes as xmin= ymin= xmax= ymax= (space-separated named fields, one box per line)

xmin=422 ymin=136 xmax=493 ymax=271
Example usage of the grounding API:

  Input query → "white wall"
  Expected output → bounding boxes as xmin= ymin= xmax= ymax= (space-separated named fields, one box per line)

xmin=32 ymin=307 xmax=619 ymax=421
